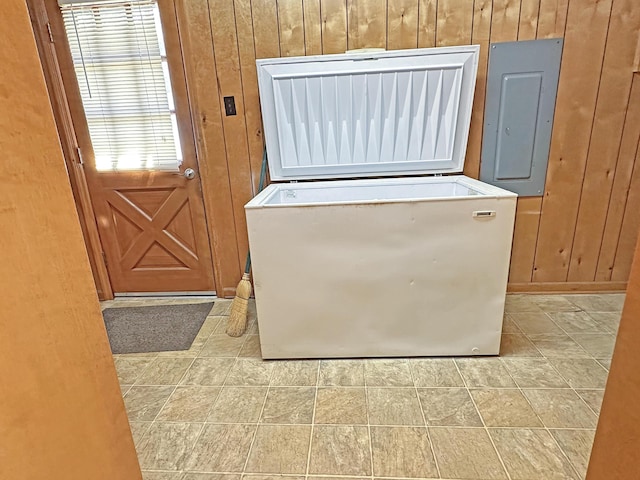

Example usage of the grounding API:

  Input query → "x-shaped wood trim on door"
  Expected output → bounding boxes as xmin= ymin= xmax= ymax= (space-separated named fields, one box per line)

xmin=106 ymin=187 xmax=199 ymax=272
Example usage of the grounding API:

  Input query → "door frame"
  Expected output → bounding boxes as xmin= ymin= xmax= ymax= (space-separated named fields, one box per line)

xmin=29 ymin=0 xmax=224 ymax=298
xmin=27 ymin=0 xmax=113 ymax=299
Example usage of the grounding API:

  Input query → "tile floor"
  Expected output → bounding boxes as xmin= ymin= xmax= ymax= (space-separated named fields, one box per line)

xmin=104 ymin=293 xmax=625 ymax=480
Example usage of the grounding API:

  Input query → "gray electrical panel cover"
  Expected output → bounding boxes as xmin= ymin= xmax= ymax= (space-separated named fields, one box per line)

xmin=480 ymin=38 xmax=563 ymax=196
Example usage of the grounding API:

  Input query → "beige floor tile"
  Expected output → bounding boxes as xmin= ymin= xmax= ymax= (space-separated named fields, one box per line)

xmin=429 ymin=427 xmax=507 ymax=479
xmin=315 ymin=387 xmax=367 ymax=424
xmin=501 ymin=358 xmax=569 ymax=388
xmin=246 ymin=321 xmax=260 ymax=335
xmin=548 ymin=358 xmax=609 ymax=388
xmin=551 ymin=429 xmax=595 ymax=479
xmin=156 ymin=386 xmax=220 ymax=422
xmin=527 ymin=334 xmax=590 ymax=358
xmin=319 ymin=360 xmax=365 ymax=386
xmin=212 ymin=317 xmax=232 ymax=334
xmin=208 ymin=300 xmax=232 ymax=316
xmin=114 ymin=357 xmax=154 ymax=384
xmin=367 ymin=388 xmax=424 ymax=426
xmin=142 ymin=472 xmax=180 ymax=480
xmin=576 ymin=389 xmax=605 ymax=415
xmin=490 ymin=428 xmax=577 ymax=480
xmin=134 ymin=358 xmax=193 ymax=385
xmin=247 ymin=300 xmax=258 ymax=323
xmin=137 ymin=422 xmax=203 ymax=471
xmin=121 ymin=384 xmax=132 ymax=396
xmin=606 ymin=293 xmax=626 ymax=310
xmin=180 ymin=358 xmax=235 ymax=386
xmin=500 ymin=334 xmax=543 ymax=357
xmin=510 ymin=312 xmax=565 ymax=334
xmin=470 ymin=389 xmax=542 ymax=427
xmin=417 ymin=388 xmax=482 ymax=427
xmin=185 ymin=424 xmax=256 ymax=473
xmin=455 ymin=358 xmax=517 ymax=387
xmin=502 ymin=316 xmax=522 ymax=333
xmin=409 ymin=359 xmax=464 ymax=387
xmin=130 ymin=421 xmax=152 ymax=448
xmin=207 ymin=386 xmax=267 ymax=423
xmin=244 ymin=476 xmax=302 ymax=480
xmin=530 ymin=295 xmax=581 ymax=312
xmin=309 ymin=425 xmax=372 ymax=476
xmin=225 ymin=359 xmax=274 ymax=386
xmin=181 ymin=475 xmax=240 ymax=480
xmin=564 ymin=294 xmax=622 ymax=312
xmin=364 ymin=359 xmax=413 ymax=386
xmin=260 ymin=387 xmax=315 ymax=424
xmin=308 ymin=478 xmax=366 ymax=480
xmin=199 ymin=334 xmax=247 ymax=357
xmin=505 ymin=295 xmax=544 ymax=313
xmin=271 ymin=360 xmax=318 ymax=386
xmin=571 ymin=333 xmax=616 ymax=358
xmin=523 ymin=389 xmax=598 ymax=428
xmin=588 ymin=311 xmax=621 ymax=334
xmin=597 ymin=358 xmax=612 ymax=370
xmin=547 ymin=311 xmax=606 ymax=333
xmin=239 ymin=335 xmax=262 ymax=358
xmin=124 ymin=386 xmax=175 ymax=421
xmin=245 ymin=425 xmax=311 ymax=474
xmin=371 ymin=426 xmax=438 ymax=478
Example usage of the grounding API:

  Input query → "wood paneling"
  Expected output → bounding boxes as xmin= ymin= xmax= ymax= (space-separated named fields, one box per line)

xmin=0 ymin=0 xmax=140 ymax=477
xmin=587 ymin=235 xmax=640 ymax=479
xmin=168 ymin=0 xmax=640 ymax=293
xmin=278 ymin=0 xmax=306 ymax=56
xmin=569 ymin=0 xmax=640 ymax=282
xmin=387 ymin=0 xmax=419 ymax=50
xmin=417 ymin=0 xmax=436 ymax=48
xmin=612 ymin=138 xmax=640 ymax=282
xmin=533 ymin=0 xmax=613 ymax=282
xmin=321 ymin=0 xmax=347 ymax=54
xmin=518 ymin=0 xmax=540 ymax=40
xmin=597 ymin=75 xmax=640 ymax=281
xmin=176 ymin=0 xmax=241 ymax=297
xmin=347 ymin=0 xmax=387 ymax=50
xmin=435 ymin=0 xmax=473 ymax=46
xmin=464 ymin=0 xmax=492 ymax=179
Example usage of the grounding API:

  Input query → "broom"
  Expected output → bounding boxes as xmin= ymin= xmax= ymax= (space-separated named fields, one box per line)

xmin=226 ymin=148 xmax=268 ymax=337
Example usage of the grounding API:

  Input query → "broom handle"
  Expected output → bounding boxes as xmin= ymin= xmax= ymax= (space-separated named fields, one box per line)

xmin=244 ymin=147 xmax=269 ymax=275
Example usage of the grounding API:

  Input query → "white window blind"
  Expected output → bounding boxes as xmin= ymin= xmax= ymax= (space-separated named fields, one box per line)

xmin=60 ymin=0 xmax=182 ymax=171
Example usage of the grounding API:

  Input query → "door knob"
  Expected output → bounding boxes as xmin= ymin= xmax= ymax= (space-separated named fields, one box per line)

xmin=183 ymin=168 xmax=196 ymax=180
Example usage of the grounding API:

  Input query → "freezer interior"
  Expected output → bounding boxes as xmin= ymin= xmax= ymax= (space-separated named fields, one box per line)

xmin=248 ymin=176 xmax=516 ymax=208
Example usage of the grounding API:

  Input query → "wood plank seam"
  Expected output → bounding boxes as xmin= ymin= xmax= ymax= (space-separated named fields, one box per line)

xmin=611 ymin=124 xmax=640 ymax=278
xmin=565 ymin=2 xmax=616 ymax=281
xmin=532 ymin=0 xmax=610 ymax=282
xmin=231 ymin=0 xmax=257 ymax=196
xmin=204 ymin=0 xmax=243 ymax=272
xmin=594 ymin=72 xmax=638 ymax=279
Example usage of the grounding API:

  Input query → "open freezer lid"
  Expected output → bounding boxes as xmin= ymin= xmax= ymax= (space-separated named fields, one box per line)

xmin=256 ymin=45 xmax=480 ymax=181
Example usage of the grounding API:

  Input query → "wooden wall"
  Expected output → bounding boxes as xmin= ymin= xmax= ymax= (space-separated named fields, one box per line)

xmin=0 ymin=1 xmax=141 ymax=478
xmin=174 ymin=0 xmax=640 ymax=294
xmin=587 ymin=232 xmax=640 ymax=478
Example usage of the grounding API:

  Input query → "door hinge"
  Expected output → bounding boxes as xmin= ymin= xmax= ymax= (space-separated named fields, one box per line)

xmin=46 ymin=22 xmax=54 ymax=43
xmin=102 ymin=251 xmax=108 ymax=266
xmin=76 ymin=147 xmax=84 ymax=165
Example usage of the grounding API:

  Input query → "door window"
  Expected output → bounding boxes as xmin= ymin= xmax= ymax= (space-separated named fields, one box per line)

xmin=59 ymin=0 xmax=182 ymax=171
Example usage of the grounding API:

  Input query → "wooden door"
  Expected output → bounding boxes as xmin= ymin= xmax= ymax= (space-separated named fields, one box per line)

xmin=46 ymin=0 xmax=215 ymax=293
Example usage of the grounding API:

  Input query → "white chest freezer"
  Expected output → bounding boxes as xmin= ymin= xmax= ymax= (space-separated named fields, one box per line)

xmin=246 ymin=45 xmax=517 ymax=359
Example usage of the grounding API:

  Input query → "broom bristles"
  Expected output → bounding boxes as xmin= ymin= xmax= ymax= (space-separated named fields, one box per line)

xmin=226 ymin=273 xmax=252 ymax=337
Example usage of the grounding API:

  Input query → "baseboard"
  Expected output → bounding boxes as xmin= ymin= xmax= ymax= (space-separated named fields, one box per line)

xmin=507 ymin=281 xmax=628 ymax=293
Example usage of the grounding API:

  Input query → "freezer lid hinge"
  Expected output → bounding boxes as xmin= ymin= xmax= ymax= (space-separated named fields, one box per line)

xmin=434 ymin=173 xmax=443 ymax=177
xmin=289 ymin=180 xmax=298 ymax=183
